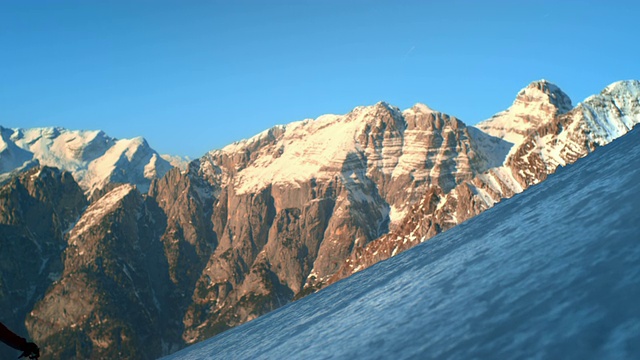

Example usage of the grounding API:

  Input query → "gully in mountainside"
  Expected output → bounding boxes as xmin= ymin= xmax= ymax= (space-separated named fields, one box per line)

xmin=0 ymin=322 xmax=40 ymax=359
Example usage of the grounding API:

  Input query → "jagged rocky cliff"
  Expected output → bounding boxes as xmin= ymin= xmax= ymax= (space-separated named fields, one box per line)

xmin=182 ymin=100 xmax=491 ymax=341
xmin=0 ymin=167 xmax=87 ymax=360
xmin=1 ymin=80 xmax=639 ymax=359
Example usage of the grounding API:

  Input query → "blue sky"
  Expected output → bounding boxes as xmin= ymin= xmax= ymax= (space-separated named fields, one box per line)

xmin=1 ymin=1 xmax=638 ymax=158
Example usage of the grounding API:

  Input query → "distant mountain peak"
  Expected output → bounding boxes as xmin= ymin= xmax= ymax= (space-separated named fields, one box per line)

xmin=575 ymin=80 xmax=640 ymax=144
xmin=516 ymin=79 xmax=573 ymax=114
xmin=601 ymin=79 xmax=640 ymax=97
xmin=476 ymin=80 xmax=573 ymax=144
xmin=405 ymin=103 xmax=435 ymax=114
xmin=0 ymin=126 xmax=173 ymax=195
xmin=374 ymin=100 xmax=392 ymax=108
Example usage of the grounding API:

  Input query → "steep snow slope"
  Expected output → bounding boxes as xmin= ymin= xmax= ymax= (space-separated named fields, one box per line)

xmin=0 ymin=126 xmax=173 ymax=194
xmin=0 ymin=127 xmax=35 ymax=176
xmin=163 ymin=127 xmax=640 ymax=359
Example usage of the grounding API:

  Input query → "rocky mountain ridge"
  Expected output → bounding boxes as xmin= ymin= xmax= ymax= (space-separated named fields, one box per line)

xmin=0 ymin=80 xmax=638 ymax=359
xmin=324 ymin=80 xmax=640 ymax=286
xmin=182 ymin=98 xmax=495 ymax=341
xmin=162 ymin=119 xmax=640 ymax=360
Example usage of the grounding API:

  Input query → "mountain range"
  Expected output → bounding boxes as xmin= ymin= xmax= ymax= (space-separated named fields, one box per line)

xmin=0 ymin=79 xmax=638 ymax=359
xmin=162 ymin=104 xmax=640 ymax=360
xmin=0 ymin=127 xmax=188 ymax=196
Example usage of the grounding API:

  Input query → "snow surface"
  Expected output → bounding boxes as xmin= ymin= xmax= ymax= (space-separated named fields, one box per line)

xmin=228 ymin=113 xmax=355 ymax=194
xmin=0 ymin=127 xmax=36 ymax=174
xmin=163 ymin=127 xmax=640 ymax=360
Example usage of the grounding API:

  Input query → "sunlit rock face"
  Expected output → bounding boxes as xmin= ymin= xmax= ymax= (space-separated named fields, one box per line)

xmin=184 ymin=100 xmax=485 ymax=342
xmin=163 ymin=115 xmax=640 ymax=360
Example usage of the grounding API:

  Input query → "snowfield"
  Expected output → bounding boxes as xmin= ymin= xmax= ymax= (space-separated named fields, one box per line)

xmin=162 ymin=126 xmax=640 ymax=359
xmin=0 ymin=126 xmax=173 ymax=194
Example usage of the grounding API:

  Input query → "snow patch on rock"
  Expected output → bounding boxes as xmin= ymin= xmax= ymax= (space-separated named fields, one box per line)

xmin=70 ymin=184 xmax=135 ymax=237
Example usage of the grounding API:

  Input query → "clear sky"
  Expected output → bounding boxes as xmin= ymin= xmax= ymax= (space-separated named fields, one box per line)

xmin=1 ymin=1 xmax=638 ymax=158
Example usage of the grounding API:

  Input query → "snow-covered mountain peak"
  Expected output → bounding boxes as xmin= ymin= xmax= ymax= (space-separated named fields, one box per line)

xmin=161 ymin=154 xmax=192 ymax=170
xmin=404 ymin=103 xmax=436 ymax=115
xmin=207 ymin=101 xmax=438 ymax=194
xmin=217 ymin=124 xmax=288 ymax=155
xmin=582 ymin=80 xmax=640 ymax=107
xmin=9 ymin=127 xmax=115 ymax=164
xmin=515 ymin=79 xmax=573 ymax=114
xmin=346 ymin=102 xmax=402 ymax=125
xmin=111 ymin=136 xmax=148 ymax=160
xmin=573 ymin=80 xmax=640 ymax=145
xmin=475 ymin=80 xmax=572 ymax=147
xmin=602 ymin=79 xmax=640 ymax=97
xmin=372 ymin=101 xmax=397 ymax=112
xmin=0 ymin=126 xmax=173 ymax=195
xmin=0 ymin=126 xmax=35 ymax=175
xmin=219 ymin=113 xmax=362 ymax=193
xmin=214 ymin=102 xmax=403 ymax=158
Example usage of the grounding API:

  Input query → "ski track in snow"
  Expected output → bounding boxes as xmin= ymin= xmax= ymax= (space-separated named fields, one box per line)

xmin=163 ymin=127 xmax=640 ymax=360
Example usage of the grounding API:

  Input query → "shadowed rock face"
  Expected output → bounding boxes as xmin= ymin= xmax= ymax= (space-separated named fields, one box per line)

xmin=1 ymin=80 xmax=638 ymax=359
xmin=24 ymin=165 xmax=221 ymax=360
xmin=148 ymin=166 xmax=217 ymax=293
xmin=0 ymin=167 xmax=86 ymax=360
xmin=27 ymin=184 xmax=164 ymax=359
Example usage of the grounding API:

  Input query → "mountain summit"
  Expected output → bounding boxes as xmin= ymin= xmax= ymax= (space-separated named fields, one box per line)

xmin=476 ymin=80 xmax=573 ymax=145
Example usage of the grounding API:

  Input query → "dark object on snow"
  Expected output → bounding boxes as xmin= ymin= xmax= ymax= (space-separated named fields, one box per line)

xmin=0 ymin=322 xmax=39 ymax=359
